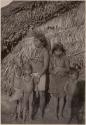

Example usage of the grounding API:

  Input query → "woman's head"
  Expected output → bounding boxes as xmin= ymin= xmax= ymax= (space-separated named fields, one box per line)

xmin=52 ymin=43 xmax=66 ymax=56
xmin=33 ymin=31 xmax=47 ymax=48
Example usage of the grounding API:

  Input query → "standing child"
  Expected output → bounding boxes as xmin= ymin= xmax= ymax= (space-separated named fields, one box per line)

xmin=9 ymin=62 xmax=23 ymax=120
xmin=49 ymin=43 xmax=69 ymax=120
xmin=22 ymin=61 xmax=33 ymax=122
xmin=64 ymin=67 xmax=79 ymax=123
xmin=30 ymin=31 xmax=49 ymax=119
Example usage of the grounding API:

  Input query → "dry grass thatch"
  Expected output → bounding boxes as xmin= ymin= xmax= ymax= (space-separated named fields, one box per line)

xmin=1 ymin=1 xmax=85 ymax=95
xmin=1 ymin=2 xmax=85 ymax=123
xmin=1 ymin=1 xmax=82 ymax=59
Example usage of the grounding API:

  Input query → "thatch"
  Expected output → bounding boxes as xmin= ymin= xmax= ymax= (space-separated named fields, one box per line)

xmin=1 ymin=1 xmax=85 ymax=94
xmin=1 ymin=1 xmax=82 ymax=59
xmin=1 ymin=2 xmax=85 ymax=123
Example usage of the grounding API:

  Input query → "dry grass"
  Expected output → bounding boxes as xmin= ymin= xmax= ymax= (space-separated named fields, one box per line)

xmin=1 ymin=1 xmax=82 ymax=59
xmin=1 ymin=2 xmax=85 ymax=123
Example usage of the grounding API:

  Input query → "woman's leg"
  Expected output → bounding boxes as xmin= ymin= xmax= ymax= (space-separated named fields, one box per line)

xmin=39 ymin=91 xmax=45 ymax=118
xmin=29 ymin=92 xmax=33 ymax=120
xmin=37 ymin=74 xmax=46 ymax=119
xmin=22 ymin=92 xmax=29 ymax=122
xmin=56 ymin=96 xmax=59 ymax=119
xmin=17 ymin=99 xmax=22 ymax=120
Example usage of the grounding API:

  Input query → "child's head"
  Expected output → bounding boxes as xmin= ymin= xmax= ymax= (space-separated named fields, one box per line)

xmin=15 ymin=64 xmax=22 ymax=76
xmin=52 ymin=43 xmax=66 ymax=56
xmin=69 ymin=67 xmax=79 ymax=80
xmin=33 ymin=31 xmax=47 ymax=48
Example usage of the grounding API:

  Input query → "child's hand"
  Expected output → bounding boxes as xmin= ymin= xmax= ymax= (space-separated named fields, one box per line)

xmin=64 ymin=83 xmax=68 ymax=93
xmin=64 ymin=85 xmax=66 ymax=92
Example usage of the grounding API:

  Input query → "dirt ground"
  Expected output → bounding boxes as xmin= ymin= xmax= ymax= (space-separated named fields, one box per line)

xmin=1 ymin=91 xmax=84 ymax=124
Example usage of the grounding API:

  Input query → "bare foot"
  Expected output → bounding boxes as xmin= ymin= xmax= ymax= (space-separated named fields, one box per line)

xmin=58 ymin=113 xmax=63 ymax=120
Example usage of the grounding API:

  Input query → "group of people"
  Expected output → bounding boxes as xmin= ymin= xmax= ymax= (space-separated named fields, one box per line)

xmin=8 ymin=31 xmax=80 ymax=122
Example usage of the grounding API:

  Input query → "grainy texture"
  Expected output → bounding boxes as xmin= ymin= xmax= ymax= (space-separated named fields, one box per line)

xmin=1 ymin=1 xmax=85 ymax=124
xmin=1 ymin=1 xmax=82 ymax=59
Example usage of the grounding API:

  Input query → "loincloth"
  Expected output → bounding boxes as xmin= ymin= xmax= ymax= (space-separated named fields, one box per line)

xmin=34 ymin=74 xmax=46 ymax=91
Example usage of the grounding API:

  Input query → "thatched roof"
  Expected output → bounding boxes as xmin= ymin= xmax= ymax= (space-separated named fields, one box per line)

xmin=1 ymin=1 xmax=85 ymax=94
xmin=1 ymin=1 xmax=82 ymax=59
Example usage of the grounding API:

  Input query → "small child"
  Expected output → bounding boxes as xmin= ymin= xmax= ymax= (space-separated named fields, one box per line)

xmin=64 ymin=67 xmax=79 ymax=121
xmin=9 ymin=62 xmax=23 ymax=120
xmin=22 ymin=61 xmax=34 ymax=122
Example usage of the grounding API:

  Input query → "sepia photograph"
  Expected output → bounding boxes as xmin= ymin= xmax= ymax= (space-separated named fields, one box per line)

xmin=1 ymin=0 xmax=85 ymax=124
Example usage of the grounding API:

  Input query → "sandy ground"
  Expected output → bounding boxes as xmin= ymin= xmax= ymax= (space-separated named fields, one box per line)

xmin=1 ymin=94 xmax=83 ymax=124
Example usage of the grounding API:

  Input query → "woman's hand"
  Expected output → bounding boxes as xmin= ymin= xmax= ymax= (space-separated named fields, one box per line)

xmin=31 ymin=72 xmax=40 ymax=84
xmin=55 ymin=67 xmax=66 ymax=72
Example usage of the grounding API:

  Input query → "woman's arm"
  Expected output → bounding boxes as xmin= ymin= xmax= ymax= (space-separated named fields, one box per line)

xmin=49 ymin=56 xmax=54 ymax=74
xmin=39 ymin=49 xmax=49 ymax=77
xmin=64 ymin=56 xmax=70 ymax=72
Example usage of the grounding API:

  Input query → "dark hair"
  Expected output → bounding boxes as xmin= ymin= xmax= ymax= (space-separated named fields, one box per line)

xmin=69 ymin=67 xmax=79 ymax=79
xmin=52 ymin=43 xmax=66 ymax=54
xmin=15 ymin=64 xmax=22 ymax=76
xmin=33 ymin=31 xmax=47 ymax=47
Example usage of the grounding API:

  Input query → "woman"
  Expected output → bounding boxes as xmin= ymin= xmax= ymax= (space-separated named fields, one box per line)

xmin=49 ymin=42 xmax=70 ymax=120
xmin=30 ymin=31 xmax=49 ymax=119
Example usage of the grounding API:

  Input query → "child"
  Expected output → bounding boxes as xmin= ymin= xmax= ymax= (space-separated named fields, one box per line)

xmin=64 ymin=67 xmax=79 ymax=122
xmin=30 ymin=31 xmax=49 ymax=119
xmin=9 ymin=62 xmax=23 ymax=120
xmin=49 ymin=43 xmax=69 ymax=120
xmin=22 ymin=61 xmax=33 ymax=122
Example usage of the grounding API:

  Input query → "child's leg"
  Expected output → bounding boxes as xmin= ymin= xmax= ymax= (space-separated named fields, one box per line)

xmin=17 ymin=99 xmax=22 ymax=120
xmin=23 ymin=92 xmax=29 ymax=122
xmin=65 ymin=95 xmax=72 ymax=122
xmin=12 ymin=101 xmax=18 ymax=120
xmin=9 ymin=89 xmax=23 ymax=102
xmin=28 ymin=92 xmax=33 ymax=120
xmin=56 ymin=96 xmax=59 ymax=119
xmin=66 ymin=95 xmax=72 ymax=115
xmin=58 ymin=94 xmax=65 ymax=119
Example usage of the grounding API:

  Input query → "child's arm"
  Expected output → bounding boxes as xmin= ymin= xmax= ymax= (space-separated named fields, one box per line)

xmin=64 ymin=82 xmax=69 ymax=93
xmin=8 ymin=69 xmax=15 ymax=95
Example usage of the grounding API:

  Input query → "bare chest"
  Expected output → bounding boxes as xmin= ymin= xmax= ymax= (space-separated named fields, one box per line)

xmin=53 ymin=56 xmax=65 ymax=68
xmin=30 ymin=48 xmax=44 ymax=64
